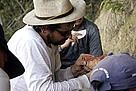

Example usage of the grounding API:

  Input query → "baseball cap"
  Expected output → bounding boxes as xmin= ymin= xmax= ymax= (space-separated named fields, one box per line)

xmin=90 ymin=53 xmax=136 ymax=91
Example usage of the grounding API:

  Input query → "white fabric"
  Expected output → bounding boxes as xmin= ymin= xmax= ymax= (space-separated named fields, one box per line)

xmin=0 ymin=68 xmax=10 ymax=91
xmin=72 ymin=29 xmax=86 ymax=39
xmin=71 ymin=29 xmax=86 ymax=46
xmin=8 ymin=25 xmax=90 ymax=91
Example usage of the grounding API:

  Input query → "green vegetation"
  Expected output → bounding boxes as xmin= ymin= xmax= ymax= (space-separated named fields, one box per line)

xmin=1 ymin=0 xmax=128 ymax=41
xmin=100 ymin=0 xmax=123 ymax=12
xmin=85 ymin=0 xmax=102 ymax=21
xmin=0 ymin=0 xmax=103 ymax=40
xmin=100 ymin=0 xmax=133 ymax=13
xmin=0 ymin=0 xmax=33 ymax=40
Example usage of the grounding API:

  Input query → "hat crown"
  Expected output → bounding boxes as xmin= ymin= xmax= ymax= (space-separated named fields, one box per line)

xmin=33 ymin=0 xmax=73 ymax=18
xmin=23 ymin=0 xmax=86 ymax=25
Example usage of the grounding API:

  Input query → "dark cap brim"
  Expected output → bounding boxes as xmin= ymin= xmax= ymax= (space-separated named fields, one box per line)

xmin=4 ymin=50 xmax=25 ymax=79
xmin=0 ymin=24 xmax=24 ymax=79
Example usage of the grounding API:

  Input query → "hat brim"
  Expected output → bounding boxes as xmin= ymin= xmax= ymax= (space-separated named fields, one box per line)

xmin=23 ymin=0 xmax=86 ymax=25
xmin=0 ymin=24 xmax=24 ymax=79
xmin=4 ymin=50 xmax=25 ymax=79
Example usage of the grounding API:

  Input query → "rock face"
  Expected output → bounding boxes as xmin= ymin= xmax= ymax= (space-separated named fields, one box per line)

xmin=95 ymin=1 xmax=136 ymax=58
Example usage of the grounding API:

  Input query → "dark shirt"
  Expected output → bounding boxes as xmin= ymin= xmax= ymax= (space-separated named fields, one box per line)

xmin=60 ymin=18 xmax=103 ymax=68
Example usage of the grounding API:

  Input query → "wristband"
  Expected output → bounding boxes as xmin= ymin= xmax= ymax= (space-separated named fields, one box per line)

xmin=59 ymin=46 xmax=62 ymax=52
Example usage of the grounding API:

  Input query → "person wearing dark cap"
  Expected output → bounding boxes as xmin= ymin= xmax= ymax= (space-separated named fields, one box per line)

xmin=0 ymin=24 xmax=24 ymax=91
xmin=90 ymin=53 xmax=136 ymax=91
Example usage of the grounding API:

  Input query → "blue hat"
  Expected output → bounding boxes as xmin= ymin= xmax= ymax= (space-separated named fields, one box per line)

xmin=90 ymin=53 xmax=136 ymax=91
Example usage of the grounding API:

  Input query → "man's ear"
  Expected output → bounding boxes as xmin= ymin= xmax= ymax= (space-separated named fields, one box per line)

xmin=41 ymin=28 xmax=45 ymax=33
xmin=41 ymin=26 xmax=47 ymax=33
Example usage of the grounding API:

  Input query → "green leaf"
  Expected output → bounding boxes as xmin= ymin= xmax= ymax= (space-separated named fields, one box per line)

xmin=100 ymin=0 xmax=107 ymax=9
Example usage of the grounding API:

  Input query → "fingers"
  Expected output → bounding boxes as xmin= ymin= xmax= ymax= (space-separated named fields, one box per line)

xmin=60 ymin=39 xmax=73 ymax=49
xmin=70 ymin=33 xmax=82 ymax=45
xmin=75 ymin=56 xmax=85 ymax=66
xmin=71 ymin=35 xmax=79 ymax=44
xmin=67 ymin=38 xmax=74 ymax=43
xmin=84 ymin=66 xmax=91 ymax=73
xmin=84 ymin=61 xmax=87 ymax=65
xmin=76 ymin=54 xmax=95 ymax=66
xmin=75 ymin=54 xmax=106 ymax=71
xmin=84 ymin=54 xmax=107 ymax=70
xmin=80 ymin=54 xmax=96 ymax=62
xmin=73 ymin=54 xmax=107 ymax=78
xmin=81 ymin=54 xmax=107 ymax=62
xmin=86 ymin=61 xmax=97 ymax=70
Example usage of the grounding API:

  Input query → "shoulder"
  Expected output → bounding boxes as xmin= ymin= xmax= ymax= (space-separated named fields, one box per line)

xmin=83 ymin=19 xmax=99 ymax=32
xmin=8 ymin=25 xmax=43 ymax=45
xmin=82 ymin=20 xmax=99 ymax=36
xmin=84 ymin=19 xmax=98 ymax=28
xmin=15 ymin=25 xmax=38 ymax=37
xmin=0 ymin=68 xmax=10 ymax=91
xmin=0 ymin=68 xmax=9 ymax=78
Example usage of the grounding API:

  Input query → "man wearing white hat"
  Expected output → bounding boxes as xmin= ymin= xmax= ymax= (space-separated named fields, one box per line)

xmin=8 ymin=0 xmax=92 ymax=91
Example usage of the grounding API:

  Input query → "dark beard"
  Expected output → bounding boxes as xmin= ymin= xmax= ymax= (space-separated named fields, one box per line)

xmin=51 ymin=38 xmax=67 ymax=45
xmin=47 ymin=34 xmax=67 ymax=46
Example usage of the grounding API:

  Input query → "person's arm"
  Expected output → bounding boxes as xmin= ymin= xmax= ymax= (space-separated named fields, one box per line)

xmin=0 ymin=69 xmax=10 ymax=91
xmin=55 ymin=53 xmax=95 ymax=80
xmin=88 ymin=23 xmax=103 ymax=57
xmin=59 ymin=33 xmax=81 ymax=51
xmin=18 ymin=40 xmax=90 ymax=91
xmin=60 ymin=38 xmax=73 ymax=51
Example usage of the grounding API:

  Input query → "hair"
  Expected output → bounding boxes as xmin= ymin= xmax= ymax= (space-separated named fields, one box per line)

xmin=33 ymin=21 xmax=75 ymax=33
xmin=33 ymin=24 xmax=61 ymax=33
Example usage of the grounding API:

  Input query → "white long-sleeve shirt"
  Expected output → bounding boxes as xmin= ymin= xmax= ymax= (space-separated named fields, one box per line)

xmin=8 ymin=25 xmax=90 ymax=91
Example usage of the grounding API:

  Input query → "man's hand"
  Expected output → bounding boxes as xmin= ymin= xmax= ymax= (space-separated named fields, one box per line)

xmin=85 ymin=54 xmax=107 ymax=80
xmin=60 ymin=38 xmax=74 ymax=50
xmin=71 ymin=33 xmax=82 ymax=45
xmin=85 ymin=54 xmax=107 ymax=70
xmin=71 ymin=54 xmax=107 ymax=77
xmin=71 ymin=54 xmax=95 ymax=77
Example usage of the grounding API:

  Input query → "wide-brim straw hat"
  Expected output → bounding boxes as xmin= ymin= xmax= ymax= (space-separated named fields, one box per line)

xmin=23 ymin=0 xmax=86 ymax=25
